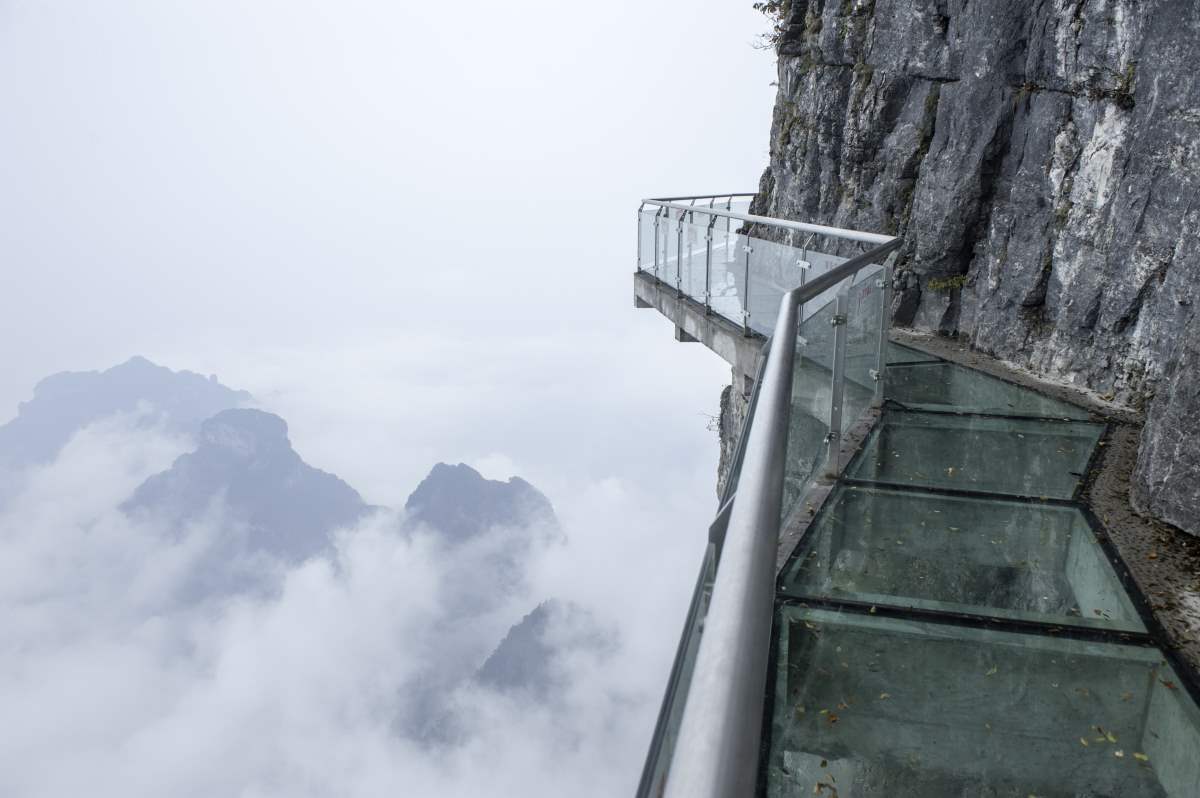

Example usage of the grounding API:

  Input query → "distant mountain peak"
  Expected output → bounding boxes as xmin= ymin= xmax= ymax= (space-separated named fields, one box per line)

xmin=124 ymin=408 xmax=370 ymax=564
xmin=476 ymin=600 xmax=614 ymax=696
xmin=199 ymin=409 xmax=292 ymax=461
xmin=0 ymin=357 xmax=250 ymax=469
xmin=404 ymin=462 xmax=559 ymax=543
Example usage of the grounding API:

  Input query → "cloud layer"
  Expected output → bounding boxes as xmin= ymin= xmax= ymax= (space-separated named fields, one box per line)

xmin=0 ymin=407 xmax=708 ymax=797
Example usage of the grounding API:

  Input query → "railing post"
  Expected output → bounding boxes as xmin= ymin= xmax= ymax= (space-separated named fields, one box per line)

xmin=676 ymin=212 xmax=686 ymax=297
xmin=653 ymin=208 xmax=664 ymax=278
xmin=636 ymin=202 xmax=647 ymax=273
xmin=724 ymin=197 xmax=733 ymax=261
xmin=872 ymin=252 xmax=899 ymax=408
xmin=823 ymin=285 xmax=850 ymax=478
xmin=797 ymin=233 xmax=815 ymax=327
xmin=742 ymin=242 xmax=753 ymax=335
xmin=705 ymin=214 xmax=717 ymax=315
xmin=664 ymin=210 xmax=672 ymax=282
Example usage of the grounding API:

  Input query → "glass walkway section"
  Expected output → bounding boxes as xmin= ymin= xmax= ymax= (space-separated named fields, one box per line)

xmin=633 ymin=196 xmax=1200 ymax=797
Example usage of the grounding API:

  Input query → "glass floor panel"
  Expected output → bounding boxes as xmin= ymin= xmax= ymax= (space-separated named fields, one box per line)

xmin=888 ymin=362 xmax=1092 ymax=419
xmin=779 ymin=485 xmax=1145 ymax=632
xmin=767 ymin=607 xmax=1200 ymax=798
xmin=848 ymin=410 xmax=1104 ymax=499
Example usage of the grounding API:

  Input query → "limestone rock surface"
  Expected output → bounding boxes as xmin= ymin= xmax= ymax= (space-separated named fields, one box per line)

xmin=751 ymin=0 xmax=1200 ymax=533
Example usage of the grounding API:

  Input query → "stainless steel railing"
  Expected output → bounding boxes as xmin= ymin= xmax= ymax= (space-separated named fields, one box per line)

xmin=634 ymin=195 xmax=901 ymax=798
xmin=636 ymin=195 xmax=890 ymax=338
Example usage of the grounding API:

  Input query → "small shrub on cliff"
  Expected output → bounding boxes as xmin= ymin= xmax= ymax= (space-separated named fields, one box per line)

xmin=752 ymin=1 xmax=791 ymax=49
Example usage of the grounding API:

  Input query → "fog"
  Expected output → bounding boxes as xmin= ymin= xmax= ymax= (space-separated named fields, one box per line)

xmin=0 ymin=1 xmax=775 ymax=794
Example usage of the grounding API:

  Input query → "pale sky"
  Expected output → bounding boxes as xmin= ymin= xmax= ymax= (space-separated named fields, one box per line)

xmin=0 ymin=3 xmax=777 ymax=794
xmin=1 ymin=0 xmax=777 ymax=501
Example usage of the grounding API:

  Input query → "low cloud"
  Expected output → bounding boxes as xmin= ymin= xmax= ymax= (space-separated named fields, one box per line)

xmin=0 ymin=409 xmax=706 ymax=797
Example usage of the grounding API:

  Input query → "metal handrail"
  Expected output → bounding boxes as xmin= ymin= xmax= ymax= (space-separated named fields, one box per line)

xmin=661 ymin=234 xmax=901 ymax=798
xmin=644 ymin=198 xmax=895 ymax=246
xmin=646 ymin=193 xmax=757 ymax=203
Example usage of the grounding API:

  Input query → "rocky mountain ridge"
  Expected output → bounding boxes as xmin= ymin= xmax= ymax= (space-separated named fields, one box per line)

xmin=0 ymin=355 xmax=249 ymax=470
xmin=0 ymin=356 xmax=581 ymax=708
xmin=123 ymin=407 xmax=373 ymax=563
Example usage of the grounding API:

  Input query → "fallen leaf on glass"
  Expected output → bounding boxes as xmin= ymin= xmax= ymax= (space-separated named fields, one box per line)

xmin=986 ymin=665 xmax=998 ymax=676
xmin=1114 ymin=750 xmax=1124 ymax=758
xmin=1134 ymin=752 xmax=1149 ymax=762
xmin=879 ymin=692 xmax=891 ymax=700
xmin=1079 ymin=738 xmax=1088 ymax=747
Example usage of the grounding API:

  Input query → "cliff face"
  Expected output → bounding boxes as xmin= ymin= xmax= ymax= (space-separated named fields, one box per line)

xmin=717 ymin=373 xmax=751 ymax=500
xmin=752 ymin=0 xmax=1200 ymax=533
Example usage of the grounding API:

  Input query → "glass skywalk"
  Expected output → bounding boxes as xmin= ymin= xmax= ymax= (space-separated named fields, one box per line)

xmin=765 ymin=348 xmax=1200 ymax=797
xmin=767 ymin=607 xmax=1200 ymax=798
xmin=780 ymin=485 xmax=1145 ymax=632
xmin=849 ymin=410 xmax=1104 ymax=499
xmin=633 ymin=196 xmax=1200 ymax=798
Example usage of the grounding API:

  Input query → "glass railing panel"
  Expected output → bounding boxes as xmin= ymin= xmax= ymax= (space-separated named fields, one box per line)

xmin=781 ymin=295 xmax=839 ymax=520
xmin=767 ymin=606 xmax=1200 ymax=797
xmin=681 ymin=213 xmax=713 ymax=303
xmin=840 ymin=266 xmax=885 ymax=446
xmin=779 ymin=484 xmax=1146 ymax=632
xmin=849 ymin=409 xmax=1104 ymax=499
xmin=887 ymin=361 xmax=1093 ymax=419
xmin=636 ymin=543 xmax=718 ymax=798
xmin=662 ymin=208 xmax=682 ymax=291
xmin=707 ymin=215 xmax=747 ymax=327
xmin=637 ymin=208 xmax=661 ymax=274
xmin=743 ymin=236 xmax=805 ymax=336
xmin=842 ymin=265 xmax=884 ymax=390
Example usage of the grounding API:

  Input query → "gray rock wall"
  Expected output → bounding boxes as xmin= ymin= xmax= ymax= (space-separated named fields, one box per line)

xmin=717 ymin=370 xmax=751 ymax=499
xmin=751 ymin=0 xmax=1200 ymax=533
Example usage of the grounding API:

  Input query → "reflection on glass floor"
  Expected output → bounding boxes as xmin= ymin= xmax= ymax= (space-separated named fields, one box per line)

xmin=889 ymin=362 xmax=1091 ymax=419
xmin=780 ymin=485 xmax=1145 ymax=632
xmin=850 ymin=410 xmax=1104 ymax=499
xmin=886 ymin=342 xmax=942 ymax=365
xmin=767 ymin=608 xmax=1200 ymax=798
